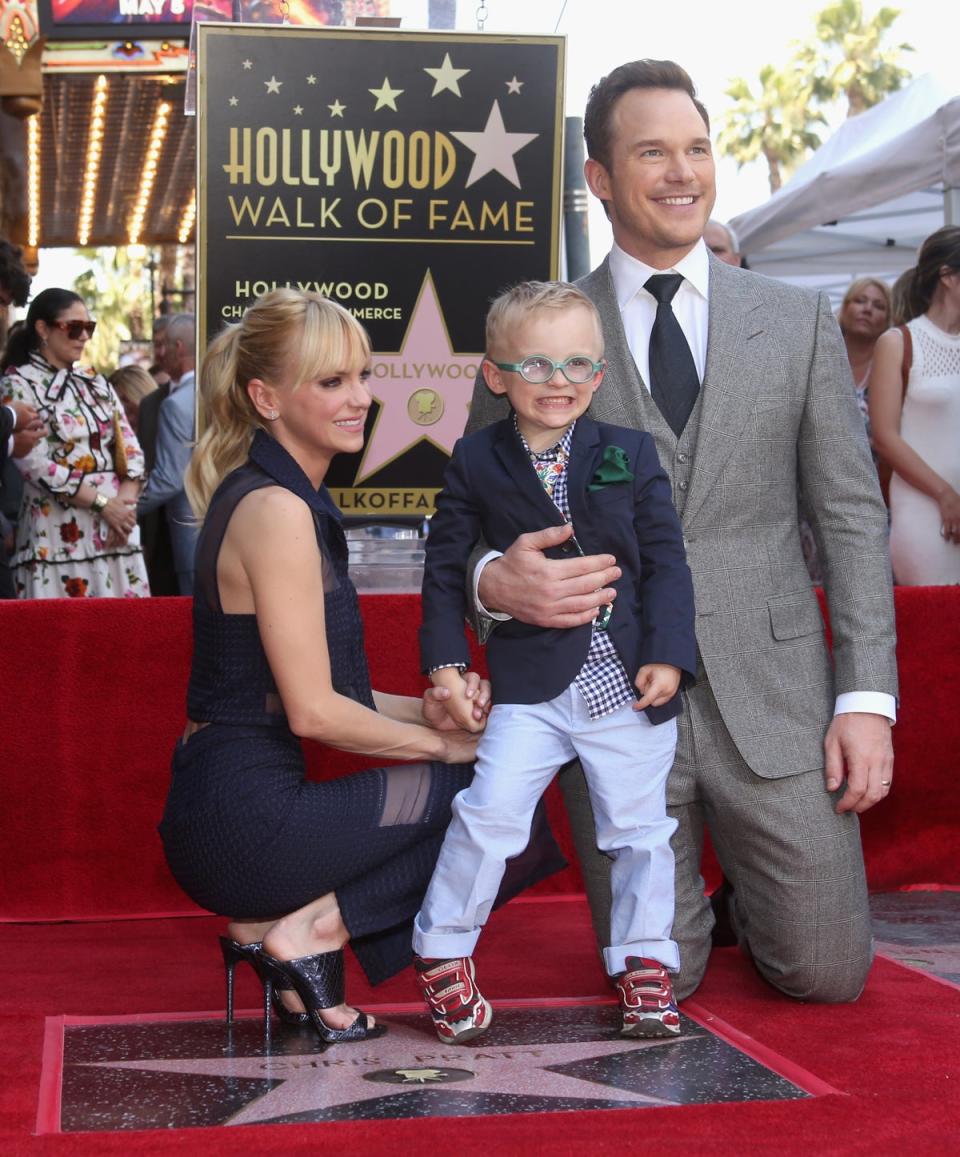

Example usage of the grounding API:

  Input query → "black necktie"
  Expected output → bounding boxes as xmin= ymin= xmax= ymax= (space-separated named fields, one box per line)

xmin=645 ymin=273 xmax=700 ymax=437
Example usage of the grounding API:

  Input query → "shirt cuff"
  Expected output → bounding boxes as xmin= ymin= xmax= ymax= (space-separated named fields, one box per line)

xmin=473 ymin=549 xmax=512 ymax=622
xmin=834 ymin=692 xmax=897 ymax=724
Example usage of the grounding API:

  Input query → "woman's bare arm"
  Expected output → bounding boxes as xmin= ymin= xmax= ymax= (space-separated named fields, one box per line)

xmin=228 ymin=487 xmax=481 ymax=762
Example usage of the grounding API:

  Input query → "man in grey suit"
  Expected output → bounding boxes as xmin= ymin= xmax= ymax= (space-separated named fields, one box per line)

xmin=468 ymin=60 xmax=897 ymax=1004
xmin=138 ymin=313 xmax=199 ymax=595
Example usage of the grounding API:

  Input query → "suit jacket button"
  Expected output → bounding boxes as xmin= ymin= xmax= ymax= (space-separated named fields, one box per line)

xmin=677 ymin=452 xmax=688 ymax=464
xmin=678 ymin=480 xmax=688 ymax=491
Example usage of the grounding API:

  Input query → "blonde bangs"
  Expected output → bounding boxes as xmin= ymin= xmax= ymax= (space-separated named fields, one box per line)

xmin=289 ymin=295 xmax=371 ymax=389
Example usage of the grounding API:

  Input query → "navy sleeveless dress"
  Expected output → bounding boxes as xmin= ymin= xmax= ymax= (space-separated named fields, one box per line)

xmin=159 ymin=431 xmax=563 ymax=985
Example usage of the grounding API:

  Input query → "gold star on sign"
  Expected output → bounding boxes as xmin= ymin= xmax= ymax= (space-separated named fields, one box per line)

xmin=328 ymin=99 xmax=346 ymax=118
xmin=370 ymin=77 xmax=403 ymax=111
xmin=424 ymin=52 xmax=470 ymax=97
xmin=264 ymin=76 xmax=282 ymax=94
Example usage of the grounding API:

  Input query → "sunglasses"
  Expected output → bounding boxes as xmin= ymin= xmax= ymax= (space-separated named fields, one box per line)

xmin=51 ymin=319 xmax=97 ymax=340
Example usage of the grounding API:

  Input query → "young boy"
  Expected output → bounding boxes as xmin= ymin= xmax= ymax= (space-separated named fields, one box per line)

xmin=414 ymin=282 xmax=697 ymax=1042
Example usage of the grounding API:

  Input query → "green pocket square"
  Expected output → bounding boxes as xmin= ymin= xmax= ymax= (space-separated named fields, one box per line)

xmin=588 ymin=445 xmax=634 ymax=491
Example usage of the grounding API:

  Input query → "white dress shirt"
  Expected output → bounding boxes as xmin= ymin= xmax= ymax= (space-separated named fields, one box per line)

xmin=609 ymin=237 xmax=710 ymax=390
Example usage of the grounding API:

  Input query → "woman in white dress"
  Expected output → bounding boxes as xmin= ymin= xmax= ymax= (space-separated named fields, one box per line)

xmin=0 ymin=288 xmax=150 ymax=598
xmin=871 ymin=227 xmax=960 ymax=585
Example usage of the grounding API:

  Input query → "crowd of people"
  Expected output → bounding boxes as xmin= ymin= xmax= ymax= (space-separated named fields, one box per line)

xmin=0 ymin=55 xmax=957 ymax=1047
xmin=0 ymin=255 xmax=200 ymax=598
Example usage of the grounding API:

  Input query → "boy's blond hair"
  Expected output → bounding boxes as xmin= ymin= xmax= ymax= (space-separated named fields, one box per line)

xmin=485 ymin=281 xmax=603 ymax=358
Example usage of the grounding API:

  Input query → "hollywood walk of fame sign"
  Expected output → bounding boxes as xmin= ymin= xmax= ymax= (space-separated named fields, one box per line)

xmin=197 ymin=24 xmax=564 ymax=520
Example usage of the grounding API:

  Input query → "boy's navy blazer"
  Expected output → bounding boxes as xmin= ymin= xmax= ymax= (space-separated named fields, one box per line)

xmin=420 ymin=414 xmax=697 ymax=724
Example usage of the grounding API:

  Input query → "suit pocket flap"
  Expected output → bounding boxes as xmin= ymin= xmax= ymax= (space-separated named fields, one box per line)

xmin=768 ymin=594 xmax=824 ymax=641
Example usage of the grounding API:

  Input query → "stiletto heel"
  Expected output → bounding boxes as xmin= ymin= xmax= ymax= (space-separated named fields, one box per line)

xmin=260 ymin=949 xmax=387 ymax=1043
xmin=218 ymin=937 xmax=310 ymax=1028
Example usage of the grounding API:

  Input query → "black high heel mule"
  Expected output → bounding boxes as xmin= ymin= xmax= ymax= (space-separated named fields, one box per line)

xmin=218 ymin=936 xmax=311 ymax=1029
xmin=259 ymin=948 xmax=387 ymax=1043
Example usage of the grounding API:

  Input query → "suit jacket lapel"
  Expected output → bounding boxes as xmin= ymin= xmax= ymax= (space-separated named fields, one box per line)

xmin=579 ymin=260 xmax=664 ymax=436
xmin=492 ymin=419 xmax=567 ymax=528
xmin=682 ymin=258 xmax=766 ymax=526
xmin=566 ymin=417 xmax=602 ymax=534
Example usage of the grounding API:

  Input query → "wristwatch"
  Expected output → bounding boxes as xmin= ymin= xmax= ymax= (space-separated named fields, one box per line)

xmin=91 ymin=492 xmax=109 ymax=515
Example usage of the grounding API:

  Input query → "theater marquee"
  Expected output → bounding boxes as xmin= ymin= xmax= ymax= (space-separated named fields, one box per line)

xmin=197 ymin=24 xmax=564 ymax=518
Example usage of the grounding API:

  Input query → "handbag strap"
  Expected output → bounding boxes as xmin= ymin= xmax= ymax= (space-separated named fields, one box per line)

xmin=897 ymin=323 xmax=913 ymax=399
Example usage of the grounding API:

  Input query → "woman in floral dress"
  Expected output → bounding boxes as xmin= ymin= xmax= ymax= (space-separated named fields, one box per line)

xmin=0 ymin=288 xmax=150 ymax=598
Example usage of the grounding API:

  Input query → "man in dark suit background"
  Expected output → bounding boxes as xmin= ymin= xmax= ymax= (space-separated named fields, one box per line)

xmin=0 ymin=400 xmax=44 ymax=598
xmin=467 ymin=60 xmax=898 ymax=1006
xmin=136 ymin=315 xmax=178 ymax=595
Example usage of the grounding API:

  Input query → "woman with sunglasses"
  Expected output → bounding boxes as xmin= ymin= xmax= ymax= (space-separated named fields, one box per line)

xmin=0 ymin=288 xmax=150 ymax=598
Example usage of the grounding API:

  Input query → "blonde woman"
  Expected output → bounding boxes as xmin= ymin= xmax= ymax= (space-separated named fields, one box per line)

xmin=108 ymin=363 xmax=158 ymax=434
xmin=158 ymin=290 xmax=561 ymax=1044
xmin=0 ymin=288 xmax=149 ymax=598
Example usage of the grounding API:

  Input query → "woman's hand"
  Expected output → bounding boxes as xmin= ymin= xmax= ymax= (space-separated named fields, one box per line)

xmin=100 ymin=495 xmax=137 ymax=537
xmin=422 ymin=671 xmax=491 ymax=731
xmin=434 ymin=726 xmax=483 ymax=766
xmin=938 ymin=488 xmax=960 ymax=544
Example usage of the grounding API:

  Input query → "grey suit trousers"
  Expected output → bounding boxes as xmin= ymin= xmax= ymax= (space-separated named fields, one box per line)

xmin=561 ymin=662 xmax=873 ymax=1003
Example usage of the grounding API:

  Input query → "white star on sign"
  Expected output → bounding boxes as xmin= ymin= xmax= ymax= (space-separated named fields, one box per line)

xmin=451 ymin=101 xmax=538 ymax=188
xmin=90 ymin=1017 xmax=688 ymax=1124
xmin=329 ymin=99 xmax=346 ymax=118
xmin=228 ymin=96 xmax=238 ymax=107
xmin=306 ymin=74 xmax=317 ymax=84
xmin=242 ymin=59 xmax=252 ymax=70
xmin=293 ymin=106 xmax=303 ymax=115
xmin=424 ymin=52 xmax=470 ymax=97
xmin=506 ymin=76 xmax=524 ymax=94
xmin=370 ymin=77 xmax=403 ymax=111
xmin=264 ymin=76 xmax=282 ymax=94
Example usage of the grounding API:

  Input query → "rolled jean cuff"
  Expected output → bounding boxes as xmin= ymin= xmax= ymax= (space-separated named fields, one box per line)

xmin=604 ymin=939 xmax=680 ymax=977
xmin=412 ymin=912 xmax=482 ymax=960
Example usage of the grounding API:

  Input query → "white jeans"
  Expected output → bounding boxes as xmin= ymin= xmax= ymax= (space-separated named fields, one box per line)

xmin=413 ymin=685 xmax=679 ymax=975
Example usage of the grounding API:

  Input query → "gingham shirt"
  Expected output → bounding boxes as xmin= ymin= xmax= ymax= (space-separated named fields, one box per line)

xmin=518 ymin=419 xmax=635 ymax=719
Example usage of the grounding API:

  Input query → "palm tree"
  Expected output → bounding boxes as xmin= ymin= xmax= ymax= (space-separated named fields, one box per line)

xmin=795 ymin=0 xmax=913 ymax=117
xmin=72 ymin=247 xmax=151 ymax=372
xmin=717 ymin=66 xmax=826 ymax=193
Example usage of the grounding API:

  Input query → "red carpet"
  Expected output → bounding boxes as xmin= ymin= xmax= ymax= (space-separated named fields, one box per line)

xmin=2 ymin=899 xmax=959 ymax=1154
xmin=1 ymin=587 xmax=959 ymax=923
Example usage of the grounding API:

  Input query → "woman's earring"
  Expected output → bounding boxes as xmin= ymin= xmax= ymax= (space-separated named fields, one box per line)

xmin=266 ymin=410 xmax=279 ymax=420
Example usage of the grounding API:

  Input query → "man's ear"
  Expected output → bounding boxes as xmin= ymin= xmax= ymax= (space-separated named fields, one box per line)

xmin=584 ymin=158 xmax=611 ymax=204
xmin=482 ymin=358 xmax=508 ymax=396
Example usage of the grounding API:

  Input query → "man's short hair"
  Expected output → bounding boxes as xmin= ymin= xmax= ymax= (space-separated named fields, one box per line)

xmin=485 ymin=280 xmax=602 ymax=357
xmin=0 ymin=240 xmax=31 ymax=307
xmin=584 ymin=59 xmax=710 ymax=173
xmin=165 ymin=312 xmax=195 ymax=349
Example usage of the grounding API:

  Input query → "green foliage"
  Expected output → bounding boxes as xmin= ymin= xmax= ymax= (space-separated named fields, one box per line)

xmin=717 ymin=1 xmax=913 ymax=193
xmin=795 ymin=0 xmax=914 ymax=116
xmin=718 ymin=66 xmax=826 ymax=193
xmin=71 ymin=247 xmax=151 ymax=374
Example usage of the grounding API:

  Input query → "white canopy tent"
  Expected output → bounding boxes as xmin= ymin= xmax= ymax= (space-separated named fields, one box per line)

xmin=729 ymin=72 xmax=960 ymax=300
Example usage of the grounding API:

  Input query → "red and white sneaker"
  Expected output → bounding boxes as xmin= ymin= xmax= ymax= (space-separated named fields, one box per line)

xmin=414 ymin=956 xmax=493 ymax=1044
xmin=616 ymin=956 xmax=681 ymax=1038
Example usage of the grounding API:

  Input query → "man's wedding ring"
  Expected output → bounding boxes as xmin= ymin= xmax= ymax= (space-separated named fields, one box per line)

xmin=881 ymin=779 xmax=891 ymax=786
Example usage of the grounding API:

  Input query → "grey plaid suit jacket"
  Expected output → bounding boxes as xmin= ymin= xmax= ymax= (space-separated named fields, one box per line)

xmin=467 ymin=254 xmax=898 ymax=779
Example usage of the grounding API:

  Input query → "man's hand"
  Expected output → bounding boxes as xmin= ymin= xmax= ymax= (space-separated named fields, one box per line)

xmin=11 ymin=401 xmax=45 ymax=457
xmin=824 ymin=712 xmax=894 ymax=814
xmin=633 ymin=663 xmax=681 ymax=710
xmin=477 ymin=523 xmax=621 ymax=629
